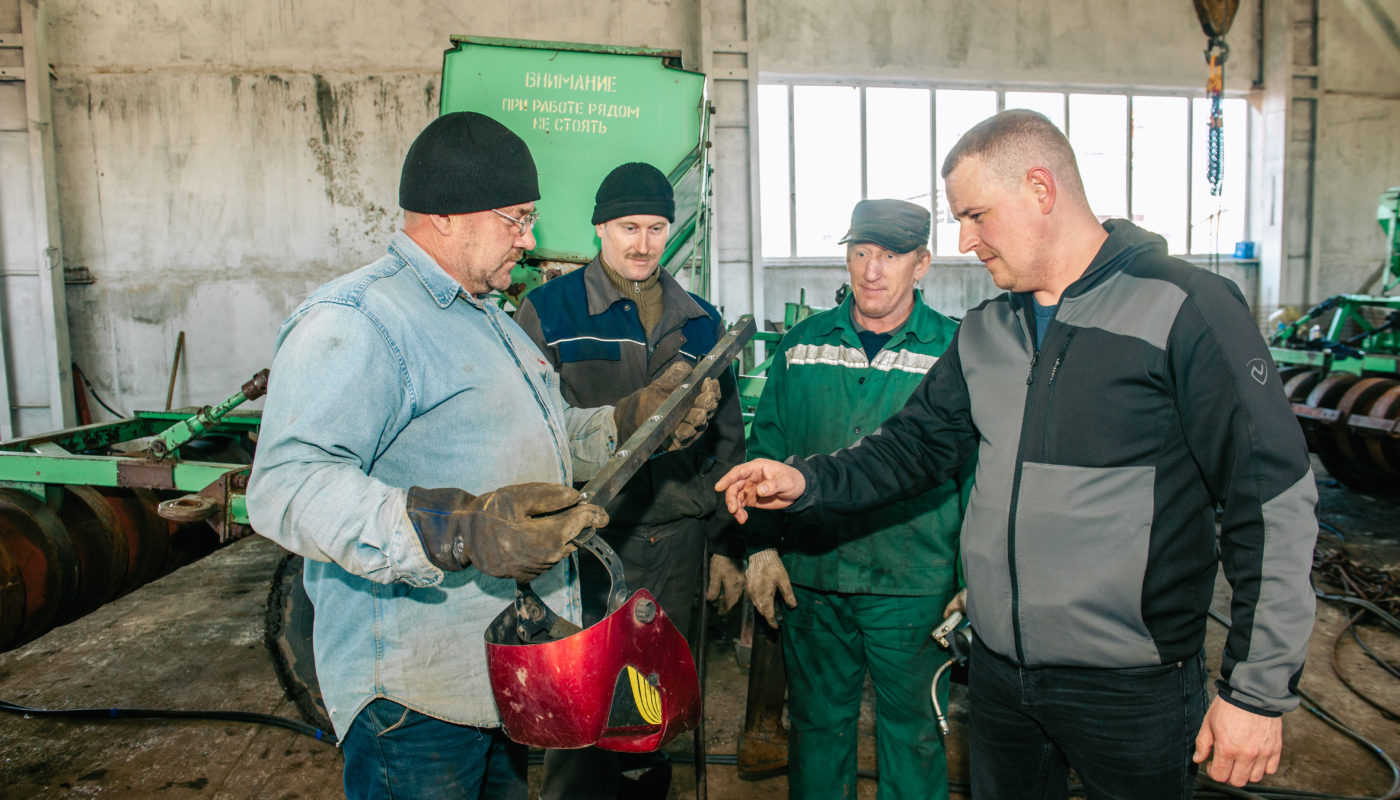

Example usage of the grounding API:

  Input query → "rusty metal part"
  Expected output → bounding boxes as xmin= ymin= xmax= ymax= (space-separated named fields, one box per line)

xmin=96 ymin=487 xmax=167 ymax=597
xmin=0 ymin=489 xmax=79 ymax=648
xmin=0 ymin=539 xmax=25 ymax=651
xmin=737 ymin=604 xmax=789 ymax=780
xmin=56 ymin=485 xmax=130 ymax=621
xmin=1287 ymin=369 xmax=1400 ymax=494
xmin=1335 ymin=378 xmax=1397 ymax=464
xmin=155 ymin=467 xmax=252 ymax=543
xmin=1364 ymin=385 xmax=1400 ymax=474
xmin=1305 ymin=372 xmax=1358 ymax=411
xmin=117 ymin=460 xmax=176 ymax=490
xmin=157 ymin=495 xmax=218 ymax=523
xmin=241 ymin=369 xmax=269 ymax=401
xmin=0 ymin=482 xmax=238 ymax=654
xmin=1283 ymin=368 xmax=1324 ymax=403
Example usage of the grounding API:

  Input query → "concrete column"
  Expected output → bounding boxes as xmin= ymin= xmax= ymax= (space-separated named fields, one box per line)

xmin=1255 ymin=0 xmax=1318 ymax=317
xmin=700 ymin=0 xmax=764 ymax=339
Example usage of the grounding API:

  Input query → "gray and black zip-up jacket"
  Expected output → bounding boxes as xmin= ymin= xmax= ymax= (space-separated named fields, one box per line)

xmin=788 ymin=219 xmax=1318 ymax=716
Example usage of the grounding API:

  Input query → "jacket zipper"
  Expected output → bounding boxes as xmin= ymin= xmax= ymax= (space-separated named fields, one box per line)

xmin=1041 ymin=329 xmax=1076 ymax=455
xmin=1007 ymin=342 xmax=1042 ymax=663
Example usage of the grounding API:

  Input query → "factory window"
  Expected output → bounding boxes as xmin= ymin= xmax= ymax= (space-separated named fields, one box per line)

xmin=757 ymin=84 xmax=1249 ymax=258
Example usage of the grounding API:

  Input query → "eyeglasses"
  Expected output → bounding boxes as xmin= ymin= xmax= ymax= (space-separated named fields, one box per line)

xmin=491 ymin=207 xmax=540 ymax=235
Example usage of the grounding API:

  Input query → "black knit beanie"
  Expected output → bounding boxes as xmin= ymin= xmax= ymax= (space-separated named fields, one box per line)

xmin=398 ymin=112 xmax=539 ymax=214
xmin=591 ymin=162 xmax=675 ymax=224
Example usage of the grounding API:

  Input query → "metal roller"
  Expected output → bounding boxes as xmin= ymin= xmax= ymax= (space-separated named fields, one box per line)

xmin=0 ymin=484 xmax=227 ymax=654
xmin=95 ymin=487 xmax=169 ymax=598
xmin=1361 ymin=384 xmax=1400 ymax=476
xmin=0 ymin=489 xmax=80 ymax=648
xmin=0 ymin=542 xmax=24 ymax=651
xmin=56 ymin=485 xmax=131 ymax=622
xmin=1283 ymin=368 xmax=1400 ymax=494
xmin=1334 ymin=378 xmax=1394 ymax=464
xmin=1283 ymin=369 xmax=1324 ymax=404
xmin=1333 ymin=378 xmax=1400 ymax=476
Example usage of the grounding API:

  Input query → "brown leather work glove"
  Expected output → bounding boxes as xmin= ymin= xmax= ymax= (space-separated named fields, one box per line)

xmin=613 ymin=362 xmax=721 ymax=451
xmin=406 ymin=483 xmax=608 ymax=582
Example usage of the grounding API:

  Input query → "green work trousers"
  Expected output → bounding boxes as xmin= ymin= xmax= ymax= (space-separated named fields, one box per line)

xmin=782 ymin=586 xmax=953 ymax=800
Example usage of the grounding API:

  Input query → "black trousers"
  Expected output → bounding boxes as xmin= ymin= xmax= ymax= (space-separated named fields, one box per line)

xmin=969 ymin=636 xmax=1208 ymax=800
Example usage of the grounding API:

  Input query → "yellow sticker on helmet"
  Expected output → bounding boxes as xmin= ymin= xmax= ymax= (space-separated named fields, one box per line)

xmin=626 ymin=665 xmax=663 ymax=724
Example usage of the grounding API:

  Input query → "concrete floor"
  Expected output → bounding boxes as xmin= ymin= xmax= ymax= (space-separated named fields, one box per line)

xmin=0 ymin=458 xmax=1396 ymax=799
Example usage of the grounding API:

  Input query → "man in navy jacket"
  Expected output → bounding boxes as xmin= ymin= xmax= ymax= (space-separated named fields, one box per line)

xmin=515 ymin=162 xmax=746 ymax=800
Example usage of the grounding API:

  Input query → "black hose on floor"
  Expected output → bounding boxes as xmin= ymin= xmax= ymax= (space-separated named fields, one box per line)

xmin=0 ymin=698 xmax=337 ymax=745
xmin=1207 ymin=606 xmax=1400 ymax=800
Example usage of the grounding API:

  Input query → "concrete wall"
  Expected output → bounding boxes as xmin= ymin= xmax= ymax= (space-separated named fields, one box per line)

xmin=7 ymin=0 xmax=1396 ymax=423
xmin=759 ymin=0 xmax=1257 ymax=88
xmin=1311 ymin=0 xmax=1400 ymax=299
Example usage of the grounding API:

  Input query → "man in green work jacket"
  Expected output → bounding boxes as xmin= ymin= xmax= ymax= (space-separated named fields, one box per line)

xmin=744 ymin=198 xmax=970 ymax=800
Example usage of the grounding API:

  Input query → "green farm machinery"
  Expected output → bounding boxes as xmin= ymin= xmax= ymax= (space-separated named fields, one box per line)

xmin=1269 ymin=188 xmax=1400 ymax=494
xmin=0 ymin=373 xmax=266 ymax=651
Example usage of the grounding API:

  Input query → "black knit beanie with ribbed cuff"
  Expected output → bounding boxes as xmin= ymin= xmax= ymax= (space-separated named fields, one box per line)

xmin=591 ymin=162 xmax=675 ymax=224
xmin=399 ymin=112 xmax=539 ymax=215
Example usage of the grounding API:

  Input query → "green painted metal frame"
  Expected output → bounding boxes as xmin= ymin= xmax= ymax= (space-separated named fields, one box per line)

xmin=737 ymin=293 xmax=829 ymax=435
xmin=0 ymin=390 xmax=261 ymax=524
xmin=1379 ymin=187 xmax=1399 ymax=294
xmin=1269 ymin=294 xmax=1400 ymax=379
xmin=1267 ymin=191 xmax=1400 ymax=380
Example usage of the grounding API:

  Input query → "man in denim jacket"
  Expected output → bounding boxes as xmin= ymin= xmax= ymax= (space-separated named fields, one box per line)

xmin=248 ymin=112 xmax=713 ymax=800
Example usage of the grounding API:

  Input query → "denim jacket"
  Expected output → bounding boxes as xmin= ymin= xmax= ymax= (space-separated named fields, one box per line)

xmin=247 ymin=231 xmax=616 ymax=738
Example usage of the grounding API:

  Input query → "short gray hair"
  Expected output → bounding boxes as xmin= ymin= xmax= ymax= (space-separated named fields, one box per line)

xmin=940 ymin=109 xmax=1085 ymax=198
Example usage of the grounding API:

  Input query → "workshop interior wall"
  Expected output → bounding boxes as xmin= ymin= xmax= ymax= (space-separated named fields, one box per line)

xmin=1309 ymin=2 xmax=1400 ymax=300
xmin=21 ymin=0 xmax=1398 ymax=416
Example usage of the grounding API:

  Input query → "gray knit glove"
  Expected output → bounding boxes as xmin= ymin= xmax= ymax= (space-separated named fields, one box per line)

xmin=745 ymin=548 xmax=796 ymax=628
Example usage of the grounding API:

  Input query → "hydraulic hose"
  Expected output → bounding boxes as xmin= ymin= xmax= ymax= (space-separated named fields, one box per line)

xmin=0 ymin=698 xmax=336 ymax=745
xmin=1206 ymin=606 xmax=1400 ymax=800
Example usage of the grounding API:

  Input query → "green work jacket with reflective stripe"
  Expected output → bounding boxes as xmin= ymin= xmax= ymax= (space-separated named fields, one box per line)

xmin=746 ymin=291 xmax=970 ymax=596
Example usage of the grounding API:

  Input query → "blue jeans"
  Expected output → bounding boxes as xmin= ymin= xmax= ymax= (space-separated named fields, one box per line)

xmin=968 ymin=636 xmax=1207 ymax=800
xmin=340 ymin=698 xmax=527 ymax=800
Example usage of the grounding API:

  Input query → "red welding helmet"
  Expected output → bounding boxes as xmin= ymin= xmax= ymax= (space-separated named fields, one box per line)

xmin=483 ymin=533 xmax=700 ymax=752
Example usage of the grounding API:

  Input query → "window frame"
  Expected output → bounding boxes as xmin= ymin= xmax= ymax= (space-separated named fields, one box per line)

xmin=757 ymin=79 xmax=1252 ymax=260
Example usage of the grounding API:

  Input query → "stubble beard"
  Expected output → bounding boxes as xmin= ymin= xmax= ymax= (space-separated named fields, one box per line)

xmin=488 ymin=249 xmax=523 ymax=291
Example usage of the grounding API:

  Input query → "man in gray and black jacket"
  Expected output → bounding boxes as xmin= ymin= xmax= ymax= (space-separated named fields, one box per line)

xmin=717 ymin=109 xmax=1318 ymax=800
